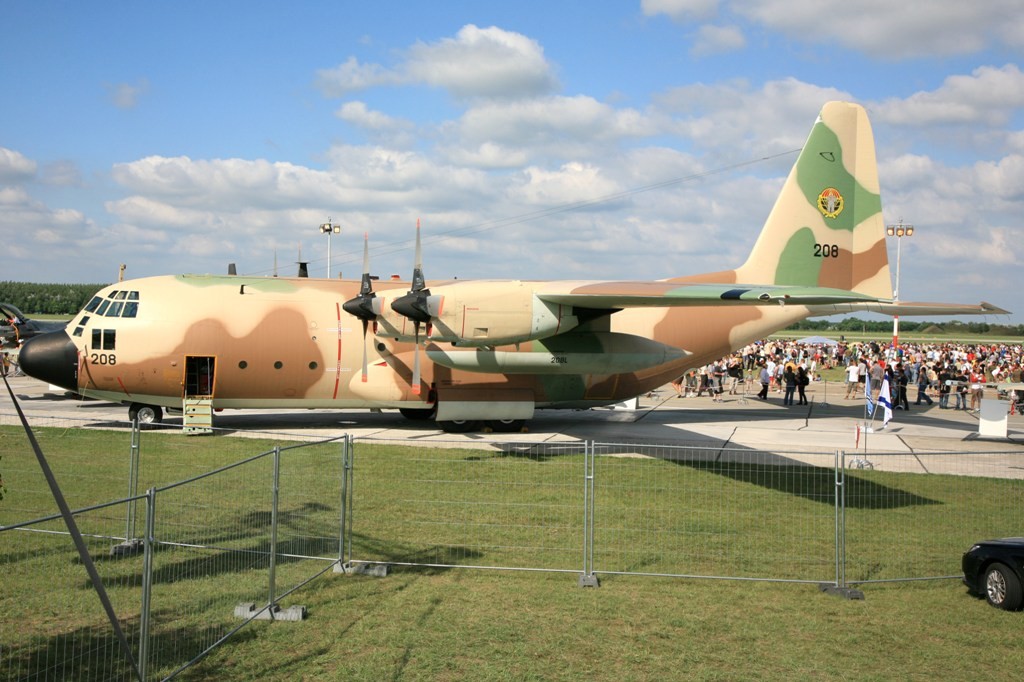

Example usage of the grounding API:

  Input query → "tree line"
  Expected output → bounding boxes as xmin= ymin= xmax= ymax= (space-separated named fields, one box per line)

xmin=0 ymin=281 xmax=107 ymax=316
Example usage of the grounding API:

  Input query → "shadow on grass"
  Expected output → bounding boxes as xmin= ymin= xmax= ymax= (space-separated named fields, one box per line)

xmin=675 ymin=459 xmax=940 ymax=509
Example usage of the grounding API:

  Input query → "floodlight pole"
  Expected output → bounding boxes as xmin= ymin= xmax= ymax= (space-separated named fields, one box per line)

xmin=319 ymin=219 xmax=341 ymax=278
xmin=885 ymin=220 xmax=914 ymax=349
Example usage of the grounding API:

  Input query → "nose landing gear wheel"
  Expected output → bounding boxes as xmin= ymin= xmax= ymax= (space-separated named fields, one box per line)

xmin=128 ymin=404 xmax=163 ymax=424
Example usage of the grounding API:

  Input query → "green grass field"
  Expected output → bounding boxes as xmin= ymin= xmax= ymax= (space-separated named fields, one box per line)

xmin=3 ymin=426 xmax=1024 ymax=680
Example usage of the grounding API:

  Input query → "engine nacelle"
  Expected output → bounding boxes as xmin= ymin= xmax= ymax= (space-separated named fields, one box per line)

xmin=375 ymin=281 xmax=579 ymax=346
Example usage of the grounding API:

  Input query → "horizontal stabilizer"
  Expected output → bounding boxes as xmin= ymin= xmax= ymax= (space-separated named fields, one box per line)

xmin=806 ymin=300 xmax=1009 ymax=317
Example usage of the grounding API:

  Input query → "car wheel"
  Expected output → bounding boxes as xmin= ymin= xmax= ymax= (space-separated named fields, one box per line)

xmin=984 ymin=562 xmax=1023 ymax=610
xmin=129 ymin=404 xmax=163 ymax=425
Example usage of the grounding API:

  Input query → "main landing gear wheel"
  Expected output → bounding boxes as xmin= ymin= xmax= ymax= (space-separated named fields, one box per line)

xmin=128 ymin=403 xmax=163 ymax=424
xmin=485 ymin=419 xmax=526 ymax=433
xmin=438 ymin=419 xmax=481 ymax=433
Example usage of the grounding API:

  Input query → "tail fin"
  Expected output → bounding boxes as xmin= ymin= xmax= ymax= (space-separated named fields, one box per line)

xmin=735 ymin=101 xmax=893 ymax=299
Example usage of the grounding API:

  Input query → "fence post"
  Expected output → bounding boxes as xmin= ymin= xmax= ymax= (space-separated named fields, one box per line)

xmin=125 ymin=417 xmax=141 ymax=542
xmin=339 ymin=435 xmax=353 ymax=567
xmin=268 ymin=445 xmax=281 ymax=609
xmin=138 ymin=487 xmax=156 ymax=681
xmin=822 ymin=449 xmax=863 ymax=599
xmin=835 ymin=449 xmax=843 ymax=588
xmin=578 ymin=441 xmax=599 ymax=587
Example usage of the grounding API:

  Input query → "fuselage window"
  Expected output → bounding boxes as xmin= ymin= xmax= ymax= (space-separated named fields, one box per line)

xmin=84 ymin=296 xmax=102 ymax=313
xmin=96 ymin=300 xmax=111 ymax=316
xmin=122 ymin=301 xmax=139 ymax=318
xmin=106 ymin=301 xmax=124 ymax=317
xmin=128 ymin=291 xmax=139 ymax=300
xmin=113 ymin=291 xmax=127 ymax=300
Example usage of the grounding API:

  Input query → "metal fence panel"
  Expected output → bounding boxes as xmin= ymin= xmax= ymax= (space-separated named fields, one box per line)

xmin=349 ymin=439 xmax=587 ymax=572
xmin=144 ymin=451 xmax=277 ymax=678
xmin=1 ymin=501 xmax=146 ymax=682
xmin=592 ymin=442 xmax=839 ymax=583
xmin=842 ymin=450 xmax=1024 ymax=583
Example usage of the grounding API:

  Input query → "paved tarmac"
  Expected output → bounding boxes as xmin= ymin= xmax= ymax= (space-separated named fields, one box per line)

xmin=4 ymin=374 xmax=1022 ymax=459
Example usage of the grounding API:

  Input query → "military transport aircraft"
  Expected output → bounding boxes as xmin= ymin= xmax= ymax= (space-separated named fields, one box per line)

xmin=1 ymin=302 xmax=68 ymax=349
xmin=17 ymin=102 xmax=1008 ymax=431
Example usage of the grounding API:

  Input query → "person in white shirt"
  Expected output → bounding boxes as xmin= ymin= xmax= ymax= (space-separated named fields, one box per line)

xmin=844 ymin=361 xmax=860 ymax=399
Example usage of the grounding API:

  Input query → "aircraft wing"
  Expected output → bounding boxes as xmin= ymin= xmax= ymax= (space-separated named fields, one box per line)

xmin=537 ymin=281 xmax=884 ymax=309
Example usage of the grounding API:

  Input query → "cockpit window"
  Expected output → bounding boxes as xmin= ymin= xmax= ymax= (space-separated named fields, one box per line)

xmin=84 ymin=291 xmax=140 ymax=318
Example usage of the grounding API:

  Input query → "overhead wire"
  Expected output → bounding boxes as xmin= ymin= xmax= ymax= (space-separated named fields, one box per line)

xmin=241 ymin=147 xmax=800 ymax=278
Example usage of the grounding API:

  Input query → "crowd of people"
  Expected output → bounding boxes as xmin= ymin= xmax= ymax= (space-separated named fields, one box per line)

xmin=668 ymin=338 xmax=1024 ymax=413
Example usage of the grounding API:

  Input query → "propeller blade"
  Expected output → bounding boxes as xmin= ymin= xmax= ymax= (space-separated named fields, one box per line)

xmin=342 ymin=233 xmax=379 ymax=322
xmin=390 ymin=220 xmax=433 ymax=323
xmin=411 ymin=321 xmax=422 ymax=395
xmin=360 ymin=319 xmax=369 ymax=382
xmin=410 ymin=219 xmax=425 ymax=293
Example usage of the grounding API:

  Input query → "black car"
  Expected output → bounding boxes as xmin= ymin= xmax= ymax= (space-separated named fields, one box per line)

xmin=962 ymin=538 xmax=1024 ymax=610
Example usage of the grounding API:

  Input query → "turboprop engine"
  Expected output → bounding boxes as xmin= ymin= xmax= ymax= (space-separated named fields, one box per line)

xmin=375 ymin=281 xmax=580 ymax=347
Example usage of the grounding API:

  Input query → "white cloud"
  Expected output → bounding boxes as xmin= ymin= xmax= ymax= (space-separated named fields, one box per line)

xmin=315 ymin=57 xmax=400 ymax=97
xmin=0 ymin=181 xmax=96 ymax=264
xmin=691 ymin=24 xmax=746 ymax=57
xmin=104 ymin=78 xmax=149 ymax=109
xmin=654 ymin=78 xmax=851 ymax=154
xmin=872 ymin=65 xmax=1024 ymax=127
xmin=0 ymin=147 xmax=38 ymax=183
xmin=452 ymin=95 xmax=654 ymax=162
xmin=404 ymin=24 xmax=558 ymax=99
xmin=316 ymin=25 xmax=559 ymax=101
xmin=111 ymin=156 xmax=340 ymax=208
xmin=642 ymin=0 xmax=721 ymax=22
xmin=647 ymin=0 xmax=1023 ymax=59
xmin=335 ymin=101 xmax=412 ymax=132
xmin=737 ymin=0 xmax=1024 ymax=58
xmin=509 ymin=162 xmax=620 ymax=207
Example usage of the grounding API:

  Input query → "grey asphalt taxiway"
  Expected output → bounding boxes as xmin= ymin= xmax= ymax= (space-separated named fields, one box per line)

xmin=4 ymin=374 xmax=1022 ymax=460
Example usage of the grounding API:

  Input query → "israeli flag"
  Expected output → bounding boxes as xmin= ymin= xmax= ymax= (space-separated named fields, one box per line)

xmin=877 ymin=377 xmax=893 ymax=426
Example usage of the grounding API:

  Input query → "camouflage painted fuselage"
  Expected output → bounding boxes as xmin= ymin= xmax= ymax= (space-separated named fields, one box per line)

xmin=61 ymin=272 xmax=812 ymax=414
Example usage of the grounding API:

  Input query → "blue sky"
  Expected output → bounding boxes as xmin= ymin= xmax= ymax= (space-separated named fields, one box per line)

xmin=2 ymin=1 xmax=1022 ymax=323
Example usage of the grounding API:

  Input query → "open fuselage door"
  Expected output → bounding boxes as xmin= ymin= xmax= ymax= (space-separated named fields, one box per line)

xmin=183 ymin=355 xmax=216 ymax=434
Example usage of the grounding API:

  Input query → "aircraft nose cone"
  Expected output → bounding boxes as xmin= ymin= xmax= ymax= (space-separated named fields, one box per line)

xmin=17 ymin=331 xmax=79 ymax=390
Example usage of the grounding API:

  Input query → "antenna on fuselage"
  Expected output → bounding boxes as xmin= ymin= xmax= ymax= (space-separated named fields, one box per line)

xmin=296 ymin=243 xmax=308 ymax=278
